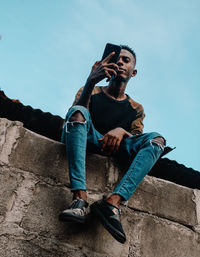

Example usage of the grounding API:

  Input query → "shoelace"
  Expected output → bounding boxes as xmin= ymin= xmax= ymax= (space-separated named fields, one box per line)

xmin=70 ymin=198 xmax=87 ymax=209
xmin=72 ymin=207 xmax=90 ymax=216
xmin=70 ymin=199 xmax=80 ymax=209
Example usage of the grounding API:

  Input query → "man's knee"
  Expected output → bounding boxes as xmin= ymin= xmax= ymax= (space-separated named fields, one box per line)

xmin=151 ymin=137 xmax=165 ymax=149
xmin=69 ymin=111 xmax=85 ymax=122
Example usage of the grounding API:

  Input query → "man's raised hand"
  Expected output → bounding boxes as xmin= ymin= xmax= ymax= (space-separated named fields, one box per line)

xmin=87 ymin=52 xmax=119 ymax=85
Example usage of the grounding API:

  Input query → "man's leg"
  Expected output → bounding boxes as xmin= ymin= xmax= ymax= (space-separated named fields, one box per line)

xmin=59 ymin=106 xmax=91 ymax=223
xmin=67 ymin=110 xmax=88 ymax=201
xmin=91 ymin=132 xmax=165 ymax=243
xmin=111 ymin=132 xmax=165 ymax=202
xmin=59 ymin=105 xmax=102 ymax=223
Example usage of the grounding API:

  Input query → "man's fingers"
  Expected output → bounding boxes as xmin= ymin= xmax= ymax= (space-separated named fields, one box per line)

xmin=106 ymin=137 xmax=120 ymax=155
xmin=110 ymin=138 xmax=121 ymax=155
xmin=100 ymin=136 xmax=109 ymax=151
xmin=105 ymin=70 xmax=112 ymax=80
xmin=113 ymin=139 xmax=121 ymax=153
xmin=104 ymin=68 xmax=117 ymax=82
xmin=106 ymin=68 xmax=117 ymax=77
xmin=99 ymin=135 xmax=114 ymax=153
xmin=91 ymin=61 xmax=101 ymax=71
xmin=106 ymin=63 xmax=119 ymax=70
xmin=98 ymin=132 xmax=122 ymax=155
xmin=102 ymin=51 xmax=115 ymax=63
xmin=106 ymin=136 xmax=114 ymax=147
xmin=107 ymin=138 xmax=117 ymax=155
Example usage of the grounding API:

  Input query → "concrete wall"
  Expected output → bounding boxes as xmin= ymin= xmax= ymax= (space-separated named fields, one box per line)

xmin=0 ymin=118 xmax=200 ymax=257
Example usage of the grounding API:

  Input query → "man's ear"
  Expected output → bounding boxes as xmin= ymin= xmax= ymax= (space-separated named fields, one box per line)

xmin=132 ymin=69 xmax=137 ymax=77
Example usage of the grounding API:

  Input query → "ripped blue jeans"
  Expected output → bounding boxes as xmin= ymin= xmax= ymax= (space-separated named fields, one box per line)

xmin=61 ymin=105 xmax=165 ymax=201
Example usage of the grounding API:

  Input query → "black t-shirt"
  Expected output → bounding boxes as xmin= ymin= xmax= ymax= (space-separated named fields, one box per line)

xmin=89 ymin=90 xmax=137 ymax=134
xmin=73 ymin=86 xmax=145 ymax=135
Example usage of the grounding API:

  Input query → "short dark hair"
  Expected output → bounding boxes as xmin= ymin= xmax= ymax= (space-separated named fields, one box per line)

xmin=120 ymin=45 xmax=136 ymax=65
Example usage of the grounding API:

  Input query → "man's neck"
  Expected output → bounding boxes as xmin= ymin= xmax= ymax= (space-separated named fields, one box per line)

xmin=104 ymin=79 xmax=128 ymax=101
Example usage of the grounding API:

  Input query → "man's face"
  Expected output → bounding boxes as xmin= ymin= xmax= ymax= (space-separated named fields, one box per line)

xmin=115 ymin=49 xmax=137 ymax=81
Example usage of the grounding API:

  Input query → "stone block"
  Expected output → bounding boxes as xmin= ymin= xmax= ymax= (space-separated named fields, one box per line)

xmin=128 ymin=175 xmax=200 ymax=228
xmin=21 ymin=182 xmax=71 ymax=237
xmin=0 ymin=119 xmax=24 ymax=164
xmin=0 ymin=167 xmax=23 ymax=223
xmin=20 ymin=182 xmax=129 ymax=257
xmin=85 ymin=154 xmax=119 ymax=192
xmin=0 ymin=236 xmax=89 ymax=257
xmin=126 ymin=210 xmax=200 ymax=257
xmin=194 ymin=189 xmax=200 ymax=233
xmin=0 ymin=118 xmax=119 ymax=192
xmin=8 ymin=128 xmax=69 ymax=185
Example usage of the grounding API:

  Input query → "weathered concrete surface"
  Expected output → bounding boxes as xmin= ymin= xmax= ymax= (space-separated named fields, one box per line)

xmin=129 ymin=175 xmax=200 ymax=227
xmin=0 ymin=118 xmax=119 ymax=193
xmin=0 ymin=118 xmax=200 ymax=257
xmin=127 ymin=210 xmax=200 ymax=257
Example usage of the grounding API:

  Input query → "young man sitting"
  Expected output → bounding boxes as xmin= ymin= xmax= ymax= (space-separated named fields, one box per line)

xmin=59 ymin=45 xmax=165 ymax=244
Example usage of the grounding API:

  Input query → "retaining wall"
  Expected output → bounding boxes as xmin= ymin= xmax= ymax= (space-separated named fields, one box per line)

xmin=0 ymin=118 xmax=200 ymax=257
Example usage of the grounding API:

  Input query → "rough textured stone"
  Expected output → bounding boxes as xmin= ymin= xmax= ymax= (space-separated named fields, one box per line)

xmin=0 ymin=118 xmax=119 ymax=192
xmin=86 ymin=154 xmax=119 ymax=192
xmin=0 ymin=236 xmax=91 ymax=257
xmin=21 ymin=182 xmax=71 ymax=237
xmin=0 ymin=119 xmax=24 ymax=164
xmin=20 ymin=182 xmax=129 ymax=257
xmin=193 ymin=189 xmax=200 ymax=233
xmin=128 ymin=175 xmax=199 ymax=227
xmin=127 ymin=210 xmax=200 ymax=257
xmin=1 ymin=117 xmax=200 ymax=257
xmin=9 ymin=128 xmax=69 ymax=185
xmin=0 ymin=168 xmax=23 ymax=223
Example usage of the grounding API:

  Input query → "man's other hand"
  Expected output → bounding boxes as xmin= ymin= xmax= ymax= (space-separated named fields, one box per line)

xmin=98 ymin=128 xmax=132 ymax=155
xmin=87 ymin=52 xmax=119 ymax=85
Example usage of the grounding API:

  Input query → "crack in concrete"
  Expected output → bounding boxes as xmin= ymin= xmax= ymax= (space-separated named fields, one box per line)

xmin=127 ymin=206 xmax=197 ymax=233
xmin=4 ymin=175 xmax=38 ymax=225
xmin=0 ymin=121 xmax=24 ymax=164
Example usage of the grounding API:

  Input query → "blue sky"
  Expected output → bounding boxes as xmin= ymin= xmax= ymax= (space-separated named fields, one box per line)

xmin=0 ymin=0 xmax=199 ymax=171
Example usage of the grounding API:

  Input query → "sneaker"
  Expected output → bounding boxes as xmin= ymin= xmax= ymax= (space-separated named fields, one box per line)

xmin=90 ymin=199 xmax=126 ymax=244
xmin=59 ymin=198 xmax=90 ymax=224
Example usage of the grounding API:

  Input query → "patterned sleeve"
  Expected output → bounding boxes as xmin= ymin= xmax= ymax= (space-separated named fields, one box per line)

xmin=72 ymin=86 xmax=84 ymax=106
xmin=72 ymin=86 xmax=102 ymax=106
xmin=128 ymin=98 xmax=145 ymax=134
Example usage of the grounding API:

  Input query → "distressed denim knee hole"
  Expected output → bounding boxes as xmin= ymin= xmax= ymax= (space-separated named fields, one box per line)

xmin=150 ymin=137 xmax=165 ymax=151
xmin=69 ymin=111 xmax=86 ymax=122
xmin=65 ymin=120 xmax=87 ymax=133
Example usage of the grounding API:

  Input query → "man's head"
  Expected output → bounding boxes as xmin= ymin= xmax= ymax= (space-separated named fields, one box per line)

xmin=120 ymin=45 xmax=136 ymax=67
xmin=112 ymin=45 xmax=137 ymax=83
